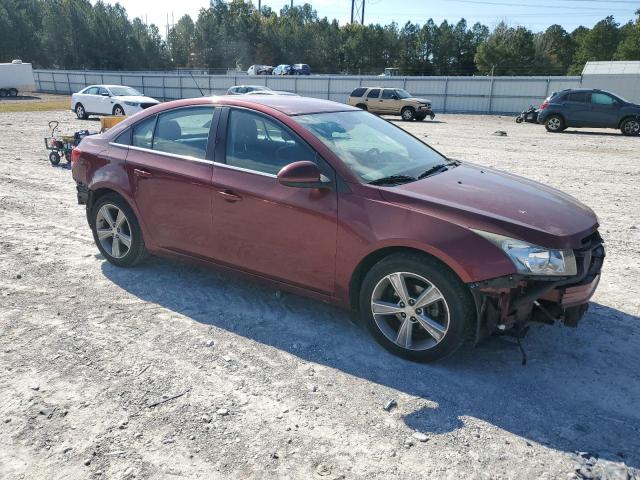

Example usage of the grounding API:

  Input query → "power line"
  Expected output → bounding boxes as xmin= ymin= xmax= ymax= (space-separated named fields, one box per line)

xmin=351 ymin=0 xmax=365 ymax=25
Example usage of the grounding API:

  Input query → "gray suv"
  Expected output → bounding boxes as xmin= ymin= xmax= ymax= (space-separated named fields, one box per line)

xmin=537 ymin=88 xmax=640 ymax=136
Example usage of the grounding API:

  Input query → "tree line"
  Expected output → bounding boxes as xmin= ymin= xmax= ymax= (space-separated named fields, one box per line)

xmin=1 ymin=0 xmax=639 ymax=75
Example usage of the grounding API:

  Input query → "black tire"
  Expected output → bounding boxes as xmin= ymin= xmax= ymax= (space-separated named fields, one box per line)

xmin=8 ymin=88 xmax=18 ymax=97
xmin=91 ymin=193 xmax=147 ymax=267
xmin=49 ymin=152 xmax=61 ymax=166
xmin=544 ymin=114 xmax=565 ymax=133
xmin=620 ymin=117 xmax=640 ymax=136
xmin=356 ymin=103 xmax=367 ymax=111
xmin=0 ymin=89 xmax=7 ymax=98
xmin=515 ymin=116 xmax=524 ymax=124
xmin=113 ymin=105 xmax=125 ymax=116
xmin=75 ymin=103 xmax=88 ymax=120
xmin=401 ymin=107 xmax=416 ymax=121
xmin=415 ymin=114 xmax=427 ymax=122
xmin=359 ymin=252 xmax=475 ymax=362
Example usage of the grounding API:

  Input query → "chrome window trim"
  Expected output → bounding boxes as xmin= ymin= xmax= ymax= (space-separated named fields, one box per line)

xmin=112 ymin=143 xmax=214 ymax=165
xmin=213 ymin=161 xmax=277 ymax=178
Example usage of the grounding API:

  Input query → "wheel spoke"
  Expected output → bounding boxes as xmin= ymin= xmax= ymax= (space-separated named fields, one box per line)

xmin=111 ymin=236 xmax=121 ymax=257
xmin=372 ymin=300 xmax=404 ymax=315
xmin=97 ymin=228 xmax=112 ymax=240
xmin=395 ymin=319 xmax=413 ymax=348
xmin=388 ymin=273 xmax=409 ymax=304
xmin=414 ymin=286 xmax=443 ymax=309
xmin=115 ymin=209 xmax=126 ymax=228
xmin=117 ymin=232 xmax=131 ymax=248
xmin=416 ymin=314 xmax=446 ymax=342
xmin=99 ymin=206 xmax=115 ymax=227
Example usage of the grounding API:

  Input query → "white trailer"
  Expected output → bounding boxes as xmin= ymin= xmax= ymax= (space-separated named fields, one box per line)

xmin=0 ymin=60 xmax=35 ymax=97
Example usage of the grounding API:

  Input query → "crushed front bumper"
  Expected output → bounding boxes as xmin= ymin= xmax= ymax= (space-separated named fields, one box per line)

xmin=469 ymin=231 xmax=605 ymax=341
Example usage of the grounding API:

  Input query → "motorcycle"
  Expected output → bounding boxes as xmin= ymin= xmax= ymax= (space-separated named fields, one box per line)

xmin=515 ymin=105 xmax=539 ymax=124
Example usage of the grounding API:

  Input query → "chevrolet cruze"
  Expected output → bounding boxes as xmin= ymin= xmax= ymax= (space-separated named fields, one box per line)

xmin=71 ymin=96 xmax=604 ymax=361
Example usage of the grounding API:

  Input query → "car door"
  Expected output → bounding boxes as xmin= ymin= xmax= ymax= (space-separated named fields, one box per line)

xmin=96 ymin=86 xmax=114 ymax=115
xmin=561 ymin=91 xmax=590 ymax=126
xmin=209 ymin=107 xmax=337 ymax=294
xmin=364 ymin=88 xmax=382 ymax=113
xmin=80 ymin=86 xmax=99 ymax=113
xmin=380 ymin=89 xmax=399 ymax=114
xmin=124 ymin=106 xmax=219 ymax=258
xmin=587 ymin=92 xmax=622 ymax=128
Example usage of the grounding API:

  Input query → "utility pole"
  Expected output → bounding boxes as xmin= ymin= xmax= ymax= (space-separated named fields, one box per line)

xmin=351 ymin=0 xmax=365 ymax=25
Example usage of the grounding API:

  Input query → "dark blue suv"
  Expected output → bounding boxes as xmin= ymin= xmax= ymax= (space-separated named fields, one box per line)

xmin=537 ymin=88 xmax=640 ymax=136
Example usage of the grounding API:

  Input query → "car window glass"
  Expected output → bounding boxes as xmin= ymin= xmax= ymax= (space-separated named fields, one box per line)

xmin=591 ymin=92 xmax=616 ymax=105
xmin=98 ymin=87 xmax=109 ymax=96
xmin=367 ymin=89 xmax=381 ymax=99
xmin=381 ymin=89 xmax=396 ymax=99
xmin=566 ymin=92 xmax=587 ymax=103
xmin=114 ymin=129 xmax=131 ymax=146
xmin=153 ymin=107 xmax=215 ymax=159
xmin=225 ymin=109 xmax=317 ymax=176
xmin=132 ymin=116 xmax=157 ymax=150
xmin=350 ymin=87 xmax=366 ymax=97
xmin=85 ymin=87 xmax=99 ymax=95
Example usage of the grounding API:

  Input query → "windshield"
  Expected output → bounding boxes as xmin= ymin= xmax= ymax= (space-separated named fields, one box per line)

xmin=295 ymin=111 xmax=447 ymax=183
xmin=396 ymin=89 xmax=412 ymax=99
xmin=108 ymin=86 xmax=142 ymax=96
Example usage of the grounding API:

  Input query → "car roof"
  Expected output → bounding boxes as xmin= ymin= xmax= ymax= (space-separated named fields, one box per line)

xmin=223 ymin=95 xmax=358 ymax=115
xmin=230 ymin=85 xmax=270 ymax=88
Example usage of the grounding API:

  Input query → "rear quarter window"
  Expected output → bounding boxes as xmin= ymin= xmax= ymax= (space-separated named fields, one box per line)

xmin=566 ymin=92 xmax=587 ymax=103
xmin=350 ymin=87 xmax=367 ymax=97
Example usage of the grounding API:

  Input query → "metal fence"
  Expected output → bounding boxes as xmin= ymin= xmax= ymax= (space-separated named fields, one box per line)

xmin=34 ymin=69 xmax=583 ymax=114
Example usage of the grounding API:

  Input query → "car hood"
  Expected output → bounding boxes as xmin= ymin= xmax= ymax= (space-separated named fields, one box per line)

xmin=407 ymin=97 xmax=432 ymax=104
xmin=113 ymin=95 xmax=159 ymax=104
xmin=379 ymin=163 xmax=598 ymax=249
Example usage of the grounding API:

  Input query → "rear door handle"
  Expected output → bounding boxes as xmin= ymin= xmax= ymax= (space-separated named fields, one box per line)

xmin=216 ymin=190 xmax=242 ymax=202
xmin=133 ymin=168 xmax=152 ymax=178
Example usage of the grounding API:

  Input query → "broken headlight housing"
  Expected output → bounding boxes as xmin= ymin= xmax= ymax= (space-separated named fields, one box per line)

xmin=472 ymin=230 xmax=577 ymax=276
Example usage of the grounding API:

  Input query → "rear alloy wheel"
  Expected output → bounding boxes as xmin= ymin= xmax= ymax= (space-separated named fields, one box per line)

xmin=91 ymin=194 xmax=147 ymax=267
xmin=620 ymin=118 xmax=640 ymax=136
xmin=113 ymin=105 xmax=125 ymax=116
xmin=401 ymin=107 xmax=416 ymax=121
xmin=360 ymin=253 xmax=474 ymax=362
xmin=75 ymin=103 xmax=88 ymax=120
xmin=544 ymin=114 xmax=565 ymax=133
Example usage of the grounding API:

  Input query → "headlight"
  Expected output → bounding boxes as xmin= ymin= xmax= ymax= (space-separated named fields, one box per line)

xmin=472 ymin=230 xmax=577 ymax=276
xmin=124 ymin=101 xmax=139 ymax=106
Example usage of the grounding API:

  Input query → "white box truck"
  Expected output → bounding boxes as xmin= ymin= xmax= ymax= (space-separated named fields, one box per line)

xmin=0 ymin=60 xmax=35 ymax=97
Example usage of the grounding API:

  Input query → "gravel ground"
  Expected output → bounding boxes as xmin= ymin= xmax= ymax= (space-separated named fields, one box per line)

xmin=1 ymin=108 xmax=639 ymax=480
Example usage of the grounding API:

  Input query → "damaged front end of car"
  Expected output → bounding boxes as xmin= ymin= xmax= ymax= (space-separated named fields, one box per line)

xmin=469 ymin=230 xmax=605 ymax=343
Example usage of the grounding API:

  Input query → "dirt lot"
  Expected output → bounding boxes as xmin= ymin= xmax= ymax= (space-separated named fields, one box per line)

xmin=1 ymin=105 xmax=639 ymax=480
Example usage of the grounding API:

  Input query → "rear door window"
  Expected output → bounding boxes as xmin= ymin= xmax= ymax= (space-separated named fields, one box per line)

xmin=132 ymin=116 xmax=157 ymax=150
xmin=153 ymin=107 xmax=215 ymax=159
xmin=350 ymin=87 xmax=367 ymax=97
xmin=566 ymin=92 xmax=587 ymax=103
xmin=367 ymin=89 xmax=381 ymax=99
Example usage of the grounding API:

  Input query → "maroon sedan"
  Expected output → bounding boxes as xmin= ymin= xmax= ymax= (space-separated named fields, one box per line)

xmin=71 ymin=96 xmax=604 ymax=362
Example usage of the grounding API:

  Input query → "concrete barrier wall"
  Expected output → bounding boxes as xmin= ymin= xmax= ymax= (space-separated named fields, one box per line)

xmin=33 ymin=69 xmax=584 ymax=114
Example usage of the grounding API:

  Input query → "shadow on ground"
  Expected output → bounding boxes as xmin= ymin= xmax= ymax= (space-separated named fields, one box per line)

xmin=101 ymin=256 xmax=640 ymax=467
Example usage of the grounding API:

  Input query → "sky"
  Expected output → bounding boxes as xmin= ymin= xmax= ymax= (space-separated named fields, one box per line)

xmin=115 ymin=0 xmax=639 ymax=35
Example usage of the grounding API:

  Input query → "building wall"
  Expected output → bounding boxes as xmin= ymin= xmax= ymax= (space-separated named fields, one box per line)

xmin=33 ymin=69 xmax=584 ymax=114
xmin=581 ymin=74 xmax=640 ymax=104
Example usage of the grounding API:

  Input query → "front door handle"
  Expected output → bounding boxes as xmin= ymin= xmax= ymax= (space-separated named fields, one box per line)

xmin=216 ymin=190 xmax=242 ymax=202
xmin=133 ymin=168 xmax=152 ymax=178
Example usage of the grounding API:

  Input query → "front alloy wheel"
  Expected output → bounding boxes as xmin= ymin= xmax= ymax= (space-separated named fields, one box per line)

xmin=113 ymin=105 xmax=125 ymax=116
xmin=360 ymin=253 xmax=474 ymax=362
xmin=371 ymin=272 xmax=449 ymax=350
xmin=621 ymin=118 xmax=640 ymax=136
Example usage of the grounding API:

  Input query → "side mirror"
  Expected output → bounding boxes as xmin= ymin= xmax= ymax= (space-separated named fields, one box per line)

xmin=277 ymin=161 xmax=331 ymax=189
xmin=392 ymin=95 xmax=398 ymax=100
xmin=101 ymin=92 xmax=110 ymax=97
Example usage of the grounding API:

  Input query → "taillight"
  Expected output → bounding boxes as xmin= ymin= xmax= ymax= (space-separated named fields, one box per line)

xmin=71 ymin=147 xmax=82 ymax=168
xmin=539 ymin=101 xmax=549 ymax=110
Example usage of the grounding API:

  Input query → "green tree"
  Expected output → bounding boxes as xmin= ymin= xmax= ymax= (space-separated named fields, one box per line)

xmin=570 ymin=16 xmax=621 ymax=73
xmin=614 ymin=9 xmax=640 ymax=60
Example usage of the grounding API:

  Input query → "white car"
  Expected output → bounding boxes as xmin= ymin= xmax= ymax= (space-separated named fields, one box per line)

xmin=71 ymin=85 xmax=160 ymax=119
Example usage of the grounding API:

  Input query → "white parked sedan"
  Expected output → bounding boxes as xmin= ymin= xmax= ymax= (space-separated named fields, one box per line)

xmin=71 ymin=85 xmax=160 ymax=119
